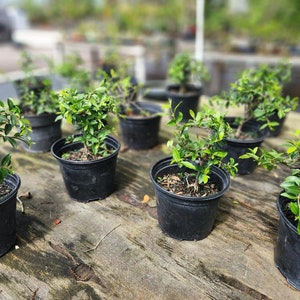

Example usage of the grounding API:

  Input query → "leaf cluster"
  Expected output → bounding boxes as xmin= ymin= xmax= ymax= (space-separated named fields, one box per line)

xmin=53 ymin=52 xmax=93 ymax=92
xmin=100 ymin=69 xmax=143 ymax=118
xmin=48 ymin=51 xmax=93 ymax=91
xmin=17 ymin=51 xmax=60 ymax=115
xmin=20 ymin=78 xmax=60 ymax=115
xmin=280 ymin=169 xmax=300 ymax=234
xmin=103 ymin=70 xmax=137 ymax=106
xmin=241 ymin=130 xmax=300 ymax=234
xmin=0 ymin=99 xmax=31 ymax=183
xmin=54 ymin=52 xmax=84 ymax=78
xmin=57 ymin=78 xmax=119 ymax=157
xmin=220 ymin=61 xmax=298 ymax=137
xmin=167 ymin=103 xmax=237 ymax=188
xmin=167 ymin=52 xmax=210 ymax=94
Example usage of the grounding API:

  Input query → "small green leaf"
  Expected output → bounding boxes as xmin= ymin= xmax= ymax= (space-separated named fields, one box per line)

xmin=172 ymin=148 xmax=181 ymax=161
xmin=289 ymin=202 xmax=299 ymax=216
xmin=182 ymin=161 xmax=196 ymax=170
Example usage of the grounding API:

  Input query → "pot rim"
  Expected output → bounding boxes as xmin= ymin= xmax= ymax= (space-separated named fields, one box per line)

xmin=0 ymin=173 xmax=21 ymax=206
xmin=22 ymin=112 xmax=58 ymax=119
xmin=225 ymin=136 xmax=265 ymax=144
xmin=119 ymin=101 xmax=163 ymax=121
xmin=166 ymin=83 xmax=202 ymax=97
xmin=150 ymin=156 xmax=230 ymax=202
xmin=51 ymin=134 xmax=121 ymax=165
xmin=277 ymin=193 xmax=299 ymax=235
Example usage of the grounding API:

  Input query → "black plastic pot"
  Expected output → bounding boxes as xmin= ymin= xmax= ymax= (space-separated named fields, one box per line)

xmin=119 ymin=102 xmax=162 ymax=150
xmin=224 ymin=118 xmax=267 ymax=175
xmin=22 ymin=113 xmax=62 ymax=153
xmin=166 ymin=84 xmax=202 ymax=123
xmin=51 ymin=135 xmax=120 ymax=202
xmin=150 ymin=157 xmax=230 ymax=241
xmin=0 ymin=174 xmax=21 ymax=257
xmin=274 ymin=194 xmax=300 ymax=290
xmin=257 ymin=113 xmax=286 ymax=137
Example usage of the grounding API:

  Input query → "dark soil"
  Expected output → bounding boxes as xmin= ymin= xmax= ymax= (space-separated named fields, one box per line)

xmin=229 ymin=130 xmax=260 ymax=140
xmin=283 ymin=203 xmax=298 ymax=228
xmin=0 ymin=182 xmax=12 ymax=197
xmin=157 ymin=171 xmax=220 ymax=198
xmin=62 ymin=148 xmax=106 ymax=161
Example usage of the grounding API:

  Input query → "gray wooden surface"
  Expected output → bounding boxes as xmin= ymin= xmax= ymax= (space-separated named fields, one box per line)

xmin=0 ymin=99 xmax=299 ymax=300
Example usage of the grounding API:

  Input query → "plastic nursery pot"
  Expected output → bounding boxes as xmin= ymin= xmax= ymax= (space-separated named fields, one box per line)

xmin=0 ymin=174 xmax=21 ymax=257
xmin=274 ymin=194 xmax=300 ymax=290
xmin=22 ymin=113 xmax=62 ymax=153
xmin=224 ymin=118 xmax=267 ymax=175
xmin=150 ymin=157 xmax=230 ymax=241
xmin=166 ymin=84 xmax=202 ymax=123
xmin=257 ymin=112 xmax=286 ymax=137
xmin=51 ymin=135 xmax=120 ymax=202
xmin=119 ymin=101 xmax=162 ymax=150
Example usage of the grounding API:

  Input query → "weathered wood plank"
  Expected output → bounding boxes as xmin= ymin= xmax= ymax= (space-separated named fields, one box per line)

xmin=0 ymin=100 xmax=299 ymax=300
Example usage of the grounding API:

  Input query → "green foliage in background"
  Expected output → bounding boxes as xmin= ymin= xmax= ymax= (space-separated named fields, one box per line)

xmin=205 ymin=0 xmax=300 ymax=44
xmin=18 ymin=0 xmax=300 ymax=45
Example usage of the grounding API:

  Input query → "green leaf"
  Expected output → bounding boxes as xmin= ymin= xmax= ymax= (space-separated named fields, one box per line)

xmin=289 ymin=202 xmax=299 ymax=216
xmin=182 ymin=161 xmax=197 ymax=170
xmin=1 ymin=154 xmax=11 ymax=167
xmin=287 ymin=146 xmax=297 ymax=154
xmin=172 ymin=148 xmax=181 ymax=162
xmin=189 ymin=109 xmax=195 ymax=119
xmin=201 ymin=174 xmax=209 ymax=184
xmin=176 ymin=111 xmax=183 ymax=123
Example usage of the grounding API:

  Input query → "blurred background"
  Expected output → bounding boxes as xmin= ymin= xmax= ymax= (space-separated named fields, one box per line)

xmin=1 ymin=0 xmax=300 ymax=97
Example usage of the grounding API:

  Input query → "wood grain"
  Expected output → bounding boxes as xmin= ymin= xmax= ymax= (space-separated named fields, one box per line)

xmin=0 ymin=100 xmax=299 ymax=300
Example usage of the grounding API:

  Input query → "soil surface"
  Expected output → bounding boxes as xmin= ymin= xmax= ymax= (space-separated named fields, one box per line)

xmin=157 ymin=171 xmax=219 ymax=197
xmin=0 ymin=182 xmax=12 ymax=197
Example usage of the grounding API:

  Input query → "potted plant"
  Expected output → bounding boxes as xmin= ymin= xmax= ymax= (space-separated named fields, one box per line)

xmin=214 ymin=61 xmax=298 ymax=174
xmin=241 ymin=131 xmax=300 ymax=290
xmin=12 ymin=51 xmax=62 ymax=153
xmin=166 ymin=52 xmax=210 ymax=122
xmin=106 ymin=70 xmax=163 ymax=150
xmin=222 ymin=61 xmax=298 ymax=136
xmin=20 ymin=82 xmax=62 ymax=153
xmin=0 ymin=98 xmax=31 ymax=257
xmin=51 ymin=78 xmax=121 ymax=202
xmin=150 ymin=104 xmax=237 ymax=240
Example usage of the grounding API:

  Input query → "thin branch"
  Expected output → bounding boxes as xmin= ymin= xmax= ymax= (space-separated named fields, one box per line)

xmin=84 ymin=224 xmax=121 ymax=253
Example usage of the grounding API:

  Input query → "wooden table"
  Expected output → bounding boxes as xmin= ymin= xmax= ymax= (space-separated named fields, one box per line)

xmin=0 ymin=98 xmax=299 ymax=300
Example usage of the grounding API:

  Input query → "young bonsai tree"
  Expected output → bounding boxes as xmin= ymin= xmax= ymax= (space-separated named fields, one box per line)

xmin=100 ymin=69 xmax=143 ymax=118
xmin=167 ymin=52 xmax=210 ymax=94
xmin=219 ymin=61 xmax=298 ymax=138
xmin=241 ymin=130 xmax=300 ymax=233
xmin=163 ymin=103 xmax=237 ymax=195
xmin=56 ymin=77 xmax=119 ymax=160
xmin=0 ymin=98 xmax=31 ymax=189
